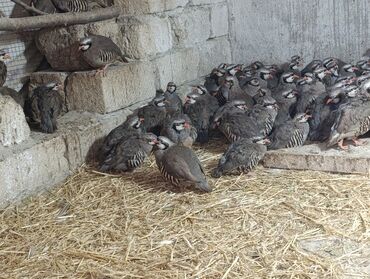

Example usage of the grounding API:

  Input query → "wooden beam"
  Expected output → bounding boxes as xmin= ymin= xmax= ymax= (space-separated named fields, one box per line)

xmin=0 ymin=6 xmax=121 ymax=31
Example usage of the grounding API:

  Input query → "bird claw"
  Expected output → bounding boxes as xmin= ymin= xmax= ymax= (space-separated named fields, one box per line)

xmin=338 ymin=140 xmax=349 ymax=151
xmin=352 ymin=138 xmax=367 ymax=146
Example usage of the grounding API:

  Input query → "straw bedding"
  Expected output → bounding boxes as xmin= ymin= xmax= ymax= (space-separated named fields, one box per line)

xmin=1 ymin=141 xmax=370 ymax=278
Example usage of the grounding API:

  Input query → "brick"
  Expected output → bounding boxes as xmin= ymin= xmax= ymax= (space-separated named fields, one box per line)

xmin=171 ymin=47 xmax=200 ymax=83
xmin=153 ymin=54 xmax=173 ymax=89
xmin=170 ymin=7 xmax=211 ymax=47
xmin=29 ymin=71 xmax=69 ymax=112
xmin=197 ymin=37 xmax=232 ymax=76
xmin=0 ymin=135 xmax=70 ymax=208
xmin=118 ymin=15 xmax=173 ymax=59
xmin=66 ymin=62 xmax=156 ymax=114
xmin=210 ymin=4 xmax=229 ymax=38
xmin=0 ymin=95 xmax=30 ymax=147
xmin=153 ymin=48 xmax=200 ymax=87
xmin=263 ymin=142 xmax=370 ymax=174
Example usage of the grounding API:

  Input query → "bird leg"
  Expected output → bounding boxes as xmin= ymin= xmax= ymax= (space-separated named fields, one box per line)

xmin=94 ymin=64 xmax=110 ymax=77
xmin=352 ymin=137 xmax=367 ymax=146
xmin=337 ymin=140 xmax=349 ymax=151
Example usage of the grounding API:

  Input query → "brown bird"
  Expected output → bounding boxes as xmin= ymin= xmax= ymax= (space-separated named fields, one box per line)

xmin=30 ymin=82 xmax=63 ymax=133
xmin=160 ymin=114 xmax=197 ymax=147
xmin=51 ymin=0 xmax=110 ymax=12
xmin=212 ymin=138 xmax=269 ymax=178
xmin=78 ymin=35 xmax=129 ymax=75
xmin=0 ymin=49 xmax=11 ymax=87
xmin=154 ymin=136 xmax=211 ymax=192
xmin=100 ymin=133 xmax=157 ymax=172
xmin=101 ymin=114 xmax=144 ymax=156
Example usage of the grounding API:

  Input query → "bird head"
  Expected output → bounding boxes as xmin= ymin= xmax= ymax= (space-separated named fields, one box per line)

xmin=223 ymin=75 xmax=235 ymax=88
xmin=259 ymin=68 xmax=274 ymax=80
xmin=255 ymin=138 xmax=271 ymax=145
xmin=282 ymin=89 xmax=298 ymax=99
xmin=295 ymin=113 xmax=310 ymax=123
xmin=143 ymin=133 xmax=158 ymax=145
xmin=232 ymin=100 xmax=248 ymax=111
xmin=282 ymin=72 xmax=300 ymax=83
xmin=153 ymin=95 xmax=167 ymax=108
xmin=323 ymin=57 xmax=337 ymax=69
xmin=78 ymin=37 xmax=92 ymax=51
xmin=185 ymin=93 xmax=199 ymax=104
xmin=155 ymin=136 xmax=174 ymax=150
xmin=345 ymin=85 xmax=359 ymax=98
xmin=303 ymin=72 xmax=314 ymax=83
xmin=166 ymin=82 xmax=177 ymax=93
xmin=247 ymin=77 xmax=260 ymax=87
xmin=342 ymin=64 xmax=356 ymax=73
xmin=0 ymin=49 xmax=11 ymax=62
xmin=172 ymin=119 xmax=187 ymax=131
xmin=192 ymin=85 xmax=207 ymax=95
xmin=251 ymin=61 xmax=264 ymax=70
xmin=313 ymin=67 xmax=331 ymax=81
xmin=45 ymin=82 xmax=61 ymax=91
xmin=127 ymin=115 xmax=143 ymax=129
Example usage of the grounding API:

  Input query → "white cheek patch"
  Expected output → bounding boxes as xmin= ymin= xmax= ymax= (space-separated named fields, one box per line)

xmin=318 ymin=72 xmax=325 ymax=79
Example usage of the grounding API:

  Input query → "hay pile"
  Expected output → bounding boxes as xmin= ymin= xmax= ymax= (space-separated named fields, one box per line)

xmin=1 ymin=141 xmax=370 ymax=278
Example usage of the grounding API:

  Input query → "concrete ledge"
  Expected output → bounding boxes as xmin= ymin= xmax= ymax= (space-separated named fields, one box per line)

xmin=0 ymin=101 xmax=147 ymax=209
xmin=263 ymin=142 xmax=370 ymax=174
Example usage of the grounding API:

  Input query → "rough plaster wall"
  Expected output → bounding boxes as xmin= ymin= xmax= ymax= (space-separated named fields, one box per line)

xmin=228 ymin=0 xmax=370 ymax=64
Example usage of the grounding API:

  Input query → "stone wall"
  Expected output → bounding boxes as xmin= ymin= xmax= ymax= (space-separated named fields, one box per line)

xmin=228 ymin=0 xmax=370 ymax=64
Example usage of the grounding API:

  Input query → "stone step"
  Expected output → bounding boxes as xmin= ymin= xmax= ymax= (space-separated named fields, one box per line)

xmin=263 ymin=142 xmax=370 ymax=174
xmin=0 ymin=101 xmax=147 ymax=209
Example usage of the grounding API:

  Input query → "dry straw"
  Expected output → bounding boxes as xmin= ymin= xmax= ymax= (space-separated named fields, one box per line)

xmin=1 ymin=141 xmax=370 ymax=278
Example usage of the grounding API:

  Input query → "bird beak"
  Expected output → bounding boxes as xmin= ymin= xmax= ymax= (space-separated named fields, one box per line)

xmin=304 ymin=114 xmax=312 ymax=119
xmin=54 ymin=83 xmax=62 ymax=90
xmin=185 ymin=96 xmax=190 ymax=103
xmin=353 ymin=67 xmax=360 ymax=71
xmin=326 ymin=98 xmax=333 ymax=104
xmin=293 ymin=74 xmax=300 ymax=80
xmin=184 ymin=122 xmax=191 ymax=129
xmin=139 ymin=117 xmax=145 ymax=122
xmin=3 ymin=53 xmax=11 ymax=60
xmin=78 ymin=45 xmax=84 ymax=51
xmin=324 ymin=70 xmax=332 ymax=75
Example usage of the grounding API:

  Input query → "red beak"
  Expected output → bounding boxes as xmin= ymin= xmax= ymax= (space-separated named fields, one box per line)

xmin=139 ymin=117 xmax=145 ymax=122
xmin=184 ymin=122 xmax=191 ymax=129
xmin=326 ymin=98 xmax=333 ymax=105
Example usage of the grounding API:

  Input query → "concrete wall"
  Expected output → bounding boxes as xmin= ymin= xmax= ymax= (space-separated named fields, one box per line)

xmin=228 ymin=0 xmax=370 ymax=64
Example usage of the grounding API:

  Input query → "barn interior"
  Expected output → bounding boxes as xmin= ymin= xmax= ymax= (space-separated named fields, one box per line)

xmin=1 ymin=0 xmax=370 ymax=278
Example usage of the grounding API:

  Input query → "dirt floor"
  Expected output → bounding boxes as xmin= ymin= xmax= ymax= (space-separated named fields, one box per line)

xmin=1 ymin=141 xmax=370 ymax=278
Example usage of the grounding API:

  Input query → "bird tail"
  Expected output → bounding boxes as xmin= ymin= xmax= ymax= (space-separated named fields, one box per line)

xmin=119 ymin=54 xmax=131 ymax=63
xmin=40 ymin=111 xmax=55 ymax=133
xmin=327 ymin=131 xmax=341 ymax=147
xmin=197 ymin=129 xmax=209 ymax=143
xmin=195 ymin=180 xmax=212 ymax=192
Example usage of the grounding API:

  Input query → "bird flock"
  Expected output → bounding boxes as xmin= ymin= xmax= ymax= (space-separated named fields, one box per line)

xmin=1 ymin=32 xmax=370 ymax=193
xmin=97 ymin=48 xmax=370 ymax=192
